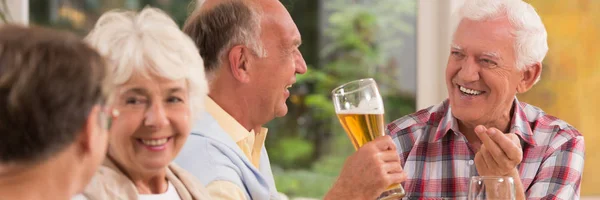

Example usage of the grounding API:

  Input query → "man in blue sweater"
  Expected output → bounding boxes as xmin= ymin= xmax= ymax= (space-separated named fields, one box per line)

xmin=175 ymin=0 xmax=406 ymax=199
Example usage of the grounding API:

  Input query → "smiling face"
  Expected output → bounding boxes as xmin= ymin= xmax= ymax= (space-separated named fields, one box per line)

xmin=107 ymin=73 xmax=191 ymax=174
xmin=246 ymin=0 xmax=307 ymax=121
xmin=446 ymin=17 xmax=524 ymax=128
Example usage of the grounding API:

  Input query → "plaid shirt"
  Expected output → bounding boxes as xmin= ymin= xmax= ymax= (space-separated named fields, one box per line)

xmin=387 ymin=98 xmax=584 ymax=199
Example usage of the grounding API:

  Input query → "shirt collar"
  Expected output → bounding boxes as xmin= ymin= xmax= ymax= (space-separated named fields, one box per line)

xmin=433 ymin=97 xmax=536 ymax=146
xmin=433 ymin=100 xmax=455 ymax=142
xmin=205 ymin=96 xmax=268 ymax=143
xmin=509 ymin=97 xmax=536 ymax=146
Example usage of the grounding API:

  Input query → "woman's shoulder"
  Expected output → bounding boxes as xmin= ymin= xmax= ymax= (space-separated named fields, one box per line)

xmin=79 ymin=161 xmax=138 ymax=200
xmin=168 ymin=163 xmax=213 ymax=200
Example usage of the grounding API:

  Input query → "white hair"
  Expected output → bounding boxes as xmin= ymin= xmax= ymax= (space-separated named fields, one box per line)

xmin=85 ymin=7 xmax=208 ymax=118
xmin=453 ymin=0 xmax=548 ymax=83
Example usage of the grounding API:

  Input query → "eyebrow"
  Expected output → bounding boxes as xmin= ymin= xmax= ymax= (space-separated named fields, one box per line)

xmin=451 ymin=44 xmax=462 ymax=51
xmin=167 ymin=87 xmax=185 ymax=94
xmin=451 ymin=44 xmax=501 ymax=60
xmin=121 ymin=87 xmax=185 ymax=96
xmin=482 ymin=51 xmax=500 ymax=59
xmin=122 ymin=88 xmax=148 ymax=96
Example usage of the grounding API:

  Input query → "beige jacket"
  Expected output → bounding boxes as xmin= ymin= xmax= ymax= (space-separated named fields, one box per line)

xmin=79 ymin=159 xmax=211 ymax=200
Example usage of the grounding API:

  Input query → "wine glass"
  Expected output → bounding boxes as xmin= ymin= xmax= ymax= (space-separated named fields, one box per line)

xmin=468 ymin=176 xmax=516 ymax=200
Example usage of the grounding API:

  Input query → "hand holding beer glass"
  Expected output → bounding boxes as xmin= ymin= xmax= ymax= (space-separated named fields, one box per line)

xmin=332 ymin=78 xmax=406 ymax=200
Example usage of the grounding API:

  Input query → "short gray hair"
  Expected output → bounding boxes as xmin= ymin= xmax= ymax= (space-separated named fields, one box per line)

xmin=183 ymin=0 xmax=266 ymax=81
xmin=454 ymin=0 xmax=548 ymax=83
xmin=85 ymin=7 xmax=208 ymax=117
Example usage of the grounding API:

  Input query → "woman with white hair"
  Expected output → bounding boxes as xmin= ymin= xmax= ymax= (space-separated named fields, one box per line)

xmin=76 ymin=7 xmax=211 ymax=199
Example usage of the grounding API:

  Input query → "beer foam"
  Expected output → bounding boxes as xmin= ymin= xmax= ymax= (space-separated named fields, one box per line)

xmin=336 ymin=100 xmax=384 ymax=114
xmin=337 ymin=108 xmax=384 ymax=115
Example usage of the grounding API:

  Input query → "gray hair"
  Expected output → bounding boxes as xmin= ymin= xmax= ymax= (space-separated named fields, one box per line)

xmin=183 ymin=0 xmax=266 ymax=82
xmin=85 ymin=7 xmax=208 ymax=118
xmin=453 ymin=0 xmax=548 ymax=83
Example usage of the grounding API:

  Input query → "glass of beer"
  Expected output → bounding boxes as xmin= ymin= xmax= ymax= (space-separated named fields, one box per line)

xmin=332 ymin=78 xmax=405 ymax=200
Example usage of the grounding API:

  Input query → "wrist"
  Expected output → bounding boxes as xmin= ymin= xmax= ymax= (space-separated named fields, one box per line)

xmin=325 ymin=179 xmax=364 ymax=200
xmin=506 ymin=168 xmax=520 ymax=178
xmin=507 ymin=168 xmax=526 ymax=200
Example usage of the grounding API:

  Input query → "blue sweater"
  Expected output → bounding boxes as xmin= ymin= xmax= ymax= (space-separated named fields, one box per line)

xmin=175 ymin=111 xmax=279 ymax=200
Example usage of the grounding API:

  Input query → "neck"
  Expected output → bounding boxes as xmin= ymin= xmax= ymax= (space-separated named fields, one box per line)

xmin=458 ymin=107 xmax=513 ymax=148
xmin=108 ymin=157 xmax=168 ymax=194
xmin=209 ymin=79 xmax=264 ymax=132
xmin=0 ymin=153 xmax=80 ymax=200
xmin=130 ymin=173 xmax=169 ymax=194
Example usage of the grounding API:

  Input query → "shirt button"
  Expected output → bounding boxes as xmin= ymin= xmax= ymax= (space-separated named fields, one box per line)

xmin=468 ymin=160 xmax=474 ymax=165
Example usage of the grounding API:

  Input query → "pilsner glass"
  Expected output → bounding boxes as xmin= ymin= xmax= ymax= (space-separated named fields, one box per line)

xmin=468 ymin=176 xmax=516 ymax=200
xmin=332 ymin=78 xmax=405 ymax=200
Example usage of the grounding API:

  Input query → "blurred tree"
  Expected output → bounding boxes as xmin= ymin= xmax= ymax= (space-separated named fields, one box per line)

xmin=0 ymin=0 xmax=9 ymax=22
xmin=29 ymin=0 xmax=192 ymax=35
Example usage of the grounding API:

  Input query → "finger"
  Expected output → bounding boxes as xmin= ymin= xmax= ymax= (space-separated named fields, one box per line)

xmin=372 ymin=135 xmax=397 ymax=151
xmin=378 ymin=150 xmax=401 ymax=162
xmin=480 ymin=145 xmax=500 ymax=170
xmin=387 ymin=170 xmax=408 ymax=184
xmin=508 ymin=133 xmax=522 ymax=148
xmin=487 ymin=128 xmax=522 ymax=161
xmin=504 ymin=133 xmax=523 ymax=161
xmin=474 ymin=152 xmax=488 ymax=174
xmin=475 ymin=126 xmax=507 ymax=162
xmin=382 ymin=162 xmax=403 ymax=174
xmin=474 ymin=125 xmax=491 ymax=144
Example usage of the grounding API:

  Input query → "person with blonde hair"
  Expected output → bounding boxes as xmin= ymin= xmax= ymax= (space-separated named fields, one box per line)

xmin=77 ymin=7 xmax=211 ymax=199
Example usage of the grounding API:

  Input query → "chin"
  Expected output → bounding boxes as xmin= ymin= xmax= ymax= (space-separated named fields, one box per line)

xmin=141 ymin=157 xmax=173 ymax=171
xmin=452 ymin=109 xmax=484 ymax=125
xmin=275 ymin=104 xmax=289 ymax=117
xmin=275 ymin=110 xmax=288 ymax=118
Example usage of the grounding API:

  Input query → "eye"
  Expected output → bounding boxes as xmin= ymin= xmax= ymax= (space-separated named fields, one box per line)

xmin=451 ymin=51 xmax=465 ymax=59
xmin=166 ymin=96 xmax=184 ymax=104
xmin=125 ymin=97 xmax=147 ymax=105
xmin=480 ymin=59 xmax=498 ymax=67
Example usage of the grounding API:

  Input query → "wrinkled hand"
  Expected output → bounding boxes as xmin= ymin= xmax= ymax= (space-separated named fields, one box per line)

xmin=474 ymin=125 xmax=523 ymax=176
xmin=325 ymin=135 xmax=407 ymax=200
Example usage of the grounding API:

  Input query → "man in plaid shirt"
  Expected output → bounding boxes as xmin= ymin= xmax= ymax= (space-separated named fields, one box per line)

xmin=387 ymin=0 xmax=585 ymax=199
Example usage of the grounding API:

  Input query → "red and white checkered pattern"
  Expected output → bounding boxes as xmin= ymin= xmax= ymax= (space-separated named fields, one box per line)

xmin=387 ymin=98 xmax=584 ymax=199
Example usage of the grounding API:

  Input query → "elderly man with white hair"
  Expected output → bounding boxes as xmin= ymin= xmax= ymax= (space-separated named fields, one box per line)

xmin=387 ymin=0 xmax=584 ymax=199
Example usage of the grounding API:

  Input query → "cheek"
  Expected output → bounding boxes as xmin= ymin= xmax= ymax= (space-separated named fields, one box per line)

xmin=446 ymin=61 xmax=459 ymax=80
xmin=108 ymin=113 xmax=141 ymax=145
xmin=169 ymin=108 xmax=192 ymax=136
xmin=171 ymin=112 xmax=191 ymax=151
xmin=274 ymin=57 xmax=296 ymax=76
xmin=445 ymin=61 xmax=460 ymax=89
xmin=484 ymin=72 xmax=511 ymax=93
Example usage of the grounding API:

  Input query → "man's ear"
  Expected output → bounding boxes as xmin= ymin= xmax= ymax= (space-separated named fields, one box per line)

xmin=75 ymin=105 xmax=104 ymax=156
xmin=76 ymin=105 xmax=101 ymax=154
xmin=516 ymin=62 xmax=542 ymax=93
xmin=228 ymin=45 xmax=252 ymax=83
